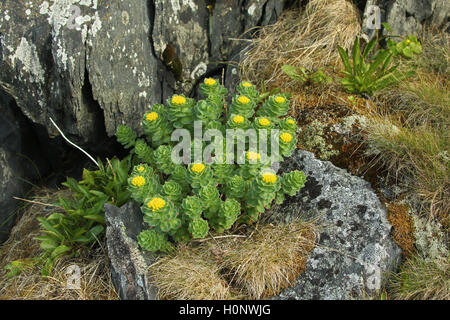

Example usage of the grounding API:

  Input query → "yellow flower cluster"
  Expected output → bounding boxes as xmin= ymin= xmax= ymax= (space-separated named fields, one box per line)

xmin=237 ymin=96 xmax=250 ymax=104
xmin=287 ymin=119 xmax=295 ymax=125
xmin=280 ymin=132 xmax=293 ymax=143
xmin=171 ymin=95 xmax=187 ymax=105
xmin=147 ymin=197 xmax=166 ymax=212
xmin=258 ymin=118 xmax=270 ymax=126
xmin=204 ymin=78 xmax=217 ymax=86
xmin=145 ymin=112 xmax=159 ymax=122
xmin=191 ymin=163 xmax=206 ymax=173
xmin=261 ymin=173 xmax=277 ymax=184
xmin=137 ymin=166 xmax=145 ymax=172
xmin=246 ymin=152 xmax=261 ymax=161
xmin=131 ymin=176 xmax=146 ymax=187
xmin=275 ymin=96 xmax=286 ymax=104
xmin=232 ymin=115 xmax=244 ymax=124
xmin=242 ymin=81 xmax=253 ymax=88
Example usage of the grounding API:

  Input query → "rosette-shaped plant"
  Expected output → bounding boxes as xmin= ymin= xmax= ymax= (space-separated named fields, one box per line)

xmin=142 ymin=196 xmax=181 ymax=233
xmin=238 ymin=152 xmax=265 ymax=180
xmin=181 ymin=195 xmax=203 ymax=220
xmin=138 ymin=229 xmax=172 ymax=253
xmin=198 ymin=184 xmax=221 ymax=219
xmin=199 ymin=78 xmax=227 ymax=97
xmin=226 ymin=114 xmax=251 ymax=130
xmin=258 ymin=94 xmax=290 ymax=118
xmin=166 ymin=94 xmax=195 ymax=128
xmin=154 ymin=145 xmax=175 ymax=175
xmin=162 ymin=180 xmax=183 ymax=203
xmin=188 ymin=163 xmax=213 ymax=190
xmin=194 ymin=100 xmax=222 ymax=126
xmin=224 ymin=175 xmax=246 ymax=200
xmin=211 ymin=154 xmax=235 ymax=184
xmin=237 ymin=81 xmax=259 ymax=100
xmin=134 ymin=139 xmax=154 ymax=165
xmin=128 ymin=171 xmax=161 ymax=203
xmin=214 ymin=199 xmax=241 ymax=232
xmin=245 ymin=171 xmax=281 ymax=223
xmin=253 ymin=116 xmax=275 ymax=130
xmin=229 ymin=95 xmax=257 ymax=119
xmin=279 ymin=131 xmax=297 ymax=157
xmin=142 ymin=104 xmax=172 ymax=147
xmin=279 ymin=117 xmax=298 ymax=133
xmin=170 ymin=165 xmax=189 ymax=191
xmin=281 ymin=170 xmax=306 ymax=196
xmin=188 ymin=218 xmax=209 ymax=239
xmin=116 ymin=125 xmax=137 ymax=149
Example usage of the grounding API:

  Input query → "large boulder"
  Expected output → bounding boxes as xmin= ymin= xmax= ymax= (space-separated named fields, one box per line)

xmin=104 ymin=150 xmax=401 ymax=300
xmin=270 ymin=150 xmax=401 ymax=300
xmin=363 ymin=0 xmax=449 ymax=37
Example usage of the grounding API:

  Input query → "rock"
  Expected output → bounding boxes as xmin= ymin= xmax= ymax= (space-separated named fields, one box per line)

xmin=362 ymin=0 xmax=449 ymax=37
xmin=0 ymin=0 xmax=291 ymax=144
xmin=269 ymin=150 xmax=401 ymax=300
xmin=104 ymin=201 xmax=158 ymax=300
xmin=0 ymin=90 xmax=51 ymax=243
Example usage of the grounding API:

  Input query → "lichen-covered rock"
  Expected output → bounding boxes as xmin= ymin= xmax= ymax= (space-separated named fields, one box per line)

xmin=104 ymin=201 xmax=158 ymax=300
xmin=270 ymin=150 xmax=401 ymax=300
xmin=363 ymin=0 xmax=449 ymax=37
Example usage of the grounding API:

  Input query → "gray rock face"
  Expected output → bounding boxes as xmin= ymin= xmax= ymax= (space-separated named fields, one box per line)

xmin=363 ymin=0 xmax=449 ymax=37
xmin=0 ymin=0 xmax=290 ymax=142
xmin=270 ymin=150 xmax=401 ymax=300
xmin=0 ymin=90 xmax=51 ymax=243
xmin=104 ymin=201 xmax=157 ymax=300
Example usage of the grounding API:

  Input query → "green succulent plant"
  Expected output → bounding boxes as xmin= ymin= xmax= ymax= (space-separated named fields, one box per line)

xmin=115 ymin=79 xmax=307 ymax=252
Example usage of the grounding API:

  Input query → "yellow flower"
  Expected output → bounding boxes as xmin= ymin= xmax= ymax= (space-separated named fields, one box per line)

xmin=137 ymin=166 xmax=145 ymax=172
xmin=145 ymin=112 xmax=159 ymax=122
xmin=287 ymin=119 xmax=295 ymax=125
xmin=242 ymin=81 xmax=253 ymax=88
xmin=237 ymin=96 xmax=250 ymax=104
xmin=191 ymin=163 xmax=206 ymax=173
xmin=405 ymin=39 xmax=411 ymax=45
xmin=261 ymin=173 xmax=277 ymax=184
xmin=204 ymin=78 xmax=217 ymax=86
xmin=131 ymin=176 xmax=146 ymax=187
xmin=171 ymin=95 xmax=187 ymax=105
xmin=232 ymin=115 xmax=244 ymax=124
xmin=280 ymin=132 xmax=293 ymax=143
xmin=147 ymin=197 xmax=166 ymax=212
xmin=246 ymin=152 xmax=261 ymax=161
xmin=274 ymin=96 xmax=286 ymax=104
xmin=258 ymin=118 xmax=270 ymax=126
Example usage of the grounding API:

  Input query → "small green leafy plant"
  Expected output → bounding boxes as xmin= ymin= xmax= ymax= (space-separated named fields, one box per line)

xmin=116 ymin=79 xmax=307 ymax=253
xmin=382 ymin=23 xmax=423 ymax=59
xmin=282 ymin=64 xmax=332 ymax=86
xmin=33 ymin=157 xmax=132 ymax=275
xmin=338 ymin=37 xmax=415 ymax=95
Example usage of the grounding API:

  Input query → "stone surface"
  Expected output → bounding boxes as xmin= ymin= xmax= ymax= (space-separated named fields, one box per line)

xmin=270 ymin=150 xmax=401 ymax=300
xmin=104 ymin=201 xmax=158 ymax=300
xmin=0 ymin=0 xmax=291 ymax=142
xmin=0 ymin=90 xmax=51 ymax=243
xmin=363 ymin=0 xmax=449 ymax=37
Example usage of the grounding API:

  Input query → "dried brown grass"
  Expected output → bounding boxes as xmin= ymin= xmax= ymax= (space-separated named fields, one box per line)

xmin=241 ymin=0 xmax=361 ymax=91
xmin=148 ymin=220 xmax=317 ymax=300
xmin=0 ymin=188 xmax=118 ymax=300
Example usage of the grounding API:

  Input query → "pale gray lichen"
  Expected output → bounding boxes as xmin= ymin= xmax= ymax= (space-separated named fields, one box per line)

xmin=299 ymin=120 xmax=339 ymax=160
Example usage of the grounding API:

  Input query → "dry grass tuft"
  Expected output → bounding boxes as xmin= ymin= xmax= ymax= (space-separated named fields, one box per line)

xmin=0 ymin=188 xmax=118 ymax=300
xmin=241 ymin=0 xmax=361 ymax=90
xmin=148 ymin=220 xmax=317 ymax=300
xmin=220 ymin=221 xmax=317 ymax=299
xmin=389 ymin=254 xmax=450 ymax=300
xmin=148 ymin=244 xmax=232 ymax=300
